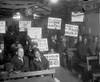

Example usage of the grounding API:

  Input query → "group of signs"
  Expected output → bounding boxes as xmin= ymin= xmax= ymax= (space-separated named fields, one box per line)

xmin=0 ymin=16 xmax=81 ymax=67
xmin=0 ymin=17 xmax=79 ymax=52
xmin=48 ymin=17 xmax=79 ymax=37
xmin=0 ymin=16 xmax=80 ymax=37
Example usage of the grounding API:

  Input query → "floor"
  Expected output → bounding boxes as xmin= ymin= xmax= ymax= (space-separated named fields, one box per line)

xmin=0 ymin=66 xmax=82 ymax=82
xmin=52 ymin=67 xmax=82 ymax=82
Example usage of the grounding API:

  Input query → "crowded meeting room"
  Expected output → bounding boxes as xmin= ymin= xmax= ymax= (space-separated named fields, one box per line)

xmin=0 ymin=0 xmax=99 ymax=82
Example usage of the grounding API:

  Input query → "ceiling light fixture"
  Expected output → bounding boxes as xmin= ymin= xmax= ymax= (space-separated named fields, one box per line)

xmin=50 ymin=0 xmax=59 ymax=3
xmin=33 ymin=13 xmax=40 ymax=19
xmin=13 ymin=12 xmax=21 ymax=19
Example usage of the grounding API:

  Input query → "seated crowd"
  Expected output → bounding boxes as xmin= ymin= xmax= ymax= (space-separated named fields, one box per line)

xmin=0 ymin=38 xmax=49 ymax=73
xmin=0 ymin=34 xmax=99 ymax=82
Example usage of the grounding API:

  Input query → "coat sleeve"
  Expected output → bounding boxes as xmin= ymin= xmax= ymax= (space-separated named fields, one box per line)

xmin=30 ymin=59 xmax=36 ymax=71
xmin=42 ymin=55 xmax=49 ymax=69
xmin=26 ymin=51 xmax=34 ymax=58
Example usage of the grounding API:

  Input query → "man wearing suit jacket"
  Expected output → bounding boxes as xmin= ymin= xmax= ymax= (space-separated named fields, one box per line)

xmin=10 ymin=47 xmax=30 ymax=72
xmin=30 ymin=48 xmax=49 ymax=71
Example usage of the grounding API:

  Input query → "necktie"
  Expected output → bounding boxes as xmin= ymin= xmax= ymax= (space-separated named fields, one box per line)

xmin=19 ymin=57 xmax=23 ymax=62
xmin=20 ymin=58 xmax=23 ymax=62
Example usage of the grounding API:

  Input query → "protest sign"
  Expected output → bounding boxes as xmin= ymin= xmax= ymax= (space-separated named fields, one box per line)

xmin=37 ymin=38 xmax=48 ymax=51
xmin=44 ymin=53 xmax=60 ymax=67
xmin=28 ymin=27 xmax=42 ymax=39
xmin=48 ymin=17 xmax=62 ymax=29
xmin=19 ymin=21 xmax=31 ymax=31
xmin=65 ymin=24 xmax=78 ymax=37
xmin=0 ymin=21 xmax=6 ymax=33
xmin=71 ymin=12 xmax=84 ymax=22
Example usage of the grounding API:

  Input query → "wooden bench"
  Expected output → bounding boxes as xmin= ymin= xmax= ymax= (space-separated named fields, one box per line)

xmin=86 ymin=56 xmax=98 ymax=71
xmin=93 ymin=73 xmax=100 ymax=82
xmin=0 ymin=69 xmax=55 ymax=82
xmin=86 ymin=56 xmax=99 ymax=82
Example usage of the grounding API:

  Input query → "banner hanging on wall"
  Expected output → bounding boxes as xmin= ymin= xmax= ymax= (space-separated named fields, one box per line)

xmin=19 ymin=21 xmax=31 ymax=31
xmin=65 ymin=24 xmax=79 ymax=37
xmin=48 ymin=17 xmax=62 ymax=30
xmin=32 ymin=38 xmax=48 ymax=51
xmin=28 ymin=27 xmax=42 ymax=39
xmin=37 ymin=38 xmax=48 ymax=51
xmin=0 ymin=21 xmax=6 ymax=33
xmin=71 ymin=12 xmax=84 ymax=22
xmin=44 ymin=53 xmax=60 ymax=67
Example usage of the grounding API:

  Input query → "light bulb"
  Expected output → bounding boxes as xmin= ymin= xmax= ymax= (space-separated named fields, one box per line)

xmin=50 ymin=0 xmax=58 ymax=3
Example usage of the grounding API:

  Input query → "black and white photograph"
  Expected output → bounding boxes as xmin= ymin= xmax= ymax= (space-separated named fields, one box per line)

xmin=0 ymin=0 xmax=99 ymax=82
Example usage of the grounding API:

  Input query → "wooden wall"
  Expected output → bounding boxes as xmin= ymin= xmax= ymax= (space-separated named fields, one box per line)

xmin=85 ymin=12 xmax=99 ymax=36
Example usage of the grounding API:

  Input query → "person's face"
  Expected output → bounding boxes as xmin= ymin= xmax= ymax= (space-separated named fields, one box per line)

xmin=84 ymin=38 xmax=87 ymax=44
xmin=50 ymin=49 xmax=55 ymax=53
xmin=0 ymin=44 xmax=4 ymax=50
xmin=51 ymin=36 xmax=54 ymax=40
xmin=17 ymin=48 xmax=24 ymax=58
xmin=74 ymin=38 xmax=77 ymax=44
xmin=32 ymin=44 xmax=37 ymax=49
xmin=62 ymin=37 xmax=66 ymax=42
xmin=95 ymin=37 xmax=98 ymax=42
xmin=54 ymin=35 xmax=57 ymax=40
xmin=79 ymin=36 xmax=82 ymax=41
xmin=17 ymin=44 xmax=22 ymax=48
xmin=28 ymin=40 xmax=32 ymax=45
xmin=35 ymin=51 xmax=40 ymax=58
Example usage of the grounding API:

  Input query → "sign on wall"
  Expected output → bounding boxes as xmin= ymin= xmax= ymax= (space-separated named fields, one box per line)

xmin=48 ymin=17 xmax=62 ymax=29
xmin=71 ymin=12 xmax=84 ymax=22
xmin=65 ymin=24 xmax=79 ymax=37
xmin=32 ymin=38 xmax=48 ymax=51
xmin=44 ymin=53 xmax=60 ymax=67
xmin=0 ymin=21 xmax=6 ymax=33
xmin=19 ymin=21 xmax=31 ymax=31
xmin=28 ymin=27 xmax=42 ymax=39
xmin=37 ymin=38 xmax=48 ymax=51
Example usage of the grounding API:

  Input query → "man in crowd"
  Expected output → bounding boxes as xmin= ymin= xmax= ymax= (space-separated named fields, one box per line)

xmin=5 ymin=47 xmax=30 ymax=72
xmin=30 ymin=48 xmax=49 ymax=71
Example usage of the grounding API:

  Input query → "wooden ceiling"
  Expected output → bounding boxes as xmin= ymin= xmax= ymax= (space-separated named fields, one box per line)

xmin=0 ymin=0 xmax=99 ymax=18
xmin=0 ymin=0 xmax=51 ymax=18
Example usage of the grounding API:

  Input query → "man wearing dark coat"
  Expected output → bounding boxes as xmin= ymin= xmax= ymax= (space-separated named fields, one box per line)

xmin=10 ymin=47 xmax=30 ymax=72
xmin=30 ymin=48 xmax=49 ymax=71
xmin=78 ymin=37 xmax=90 ymax=62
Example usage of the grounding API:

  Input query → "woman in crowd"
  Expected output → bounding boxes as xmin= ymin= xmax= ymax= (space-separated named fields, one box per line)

xmin=30 ymin=48 xmax=49 ymax=71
